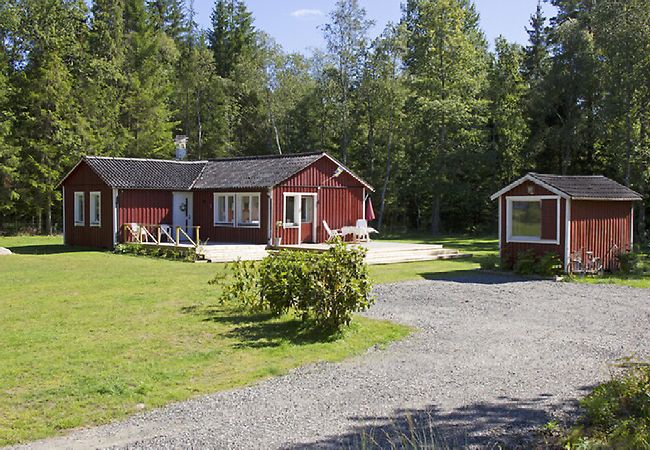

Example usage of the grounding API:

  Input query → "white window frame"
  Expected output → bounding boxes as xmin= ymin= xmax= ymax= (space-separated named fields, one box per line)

xmin=89 ymin=191 xmax=101 ymax=227
xmin=282 ymin=192 xmax=318 ymax=244
xmin=74 ymin=191 xmax=85 ymax=226
xmin=213 ymin=192 xmax=261 ymax=228
xmin=506 ymin=195 xmax=560 ymax=245
xmin=283 ymin=194 xmax=300 ymax=228
xmin=236 ymin=193 xmax=261 ymax=228
xmin=214 ymin=193 xmax=235 ymax=226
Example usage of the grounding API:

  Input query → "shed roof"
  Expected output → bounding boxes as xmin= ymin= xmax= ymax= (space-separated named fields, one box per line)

xmin=491 ymin=173 xmax=642 ymax=201
xmin=60 ymin=152 xmax=373 ymax=191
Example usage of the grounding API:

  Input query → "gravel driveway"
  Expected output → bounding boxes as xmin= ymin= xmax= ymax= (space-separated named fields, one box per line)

xmin=15 ymin=274 xmax=650 ymax=449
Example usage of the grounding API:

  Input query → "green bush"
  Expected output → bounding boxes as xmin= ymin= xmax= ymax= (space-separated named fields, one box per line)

xmin=513 ymin=250 xmax=537 ymax=275
xmin=513 ymin=250 xmax=562 ymax=277
xmin=567 ymin=361 xmax=650 ymax=449
xmin=536 ymin=252 xmax=563 ymax=277
xmin=617 ymin=252 xmax=649 ymax=275
xmin=479 ymin=254 xmax=499 ymax=271
xmin=114 ymin=243 xmax=197 ymax=262
xmin=212 ymin=240 xmax=374 ymax=332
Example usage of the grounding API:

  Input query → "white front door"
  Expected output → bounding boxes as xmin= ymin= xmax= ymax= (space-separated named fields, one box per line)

xmin=173 ymin=192 xmax=193 ymax=239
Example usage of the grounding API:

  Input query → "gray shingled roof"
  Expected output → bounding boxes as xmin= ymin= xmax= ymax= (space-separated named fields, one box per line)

xmin=84 ymin=156 xmax=207 ymax=190
xmin=66 ymin=152 xmax=370 ymax=191
xmin=192 ymin=153 xmax=325 ymax=189
xmin=530 ymin=173 xmax=642 ymax=200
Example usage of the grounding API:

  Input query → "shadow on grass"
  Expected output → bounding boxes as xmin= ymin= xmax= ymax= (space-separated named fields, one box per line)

xmin=419 ymin=269 xmax=533 ymax=285
xmin=181 ymin=304 xmax=338 ymax=348
xmin=283 ymin=395 xmax=579 ymax=449
xmin=7 ymin=244 xmax=101 ymax=255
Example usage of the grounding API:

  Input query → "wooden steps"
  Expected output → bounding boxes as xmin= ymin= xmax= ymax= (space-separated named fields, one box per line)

xmin=198 ymin=244 xmax=269 ymax=263
xmin=197 ymin=242 xmax=471 ymax=265
xmin=364 ymin=244 xmax=471 ymax=265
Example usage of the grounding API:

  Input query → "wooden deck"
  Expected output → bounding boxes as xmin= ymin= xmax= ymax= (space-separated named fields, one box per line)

xmin=195 ymin=241 xmax=470 ymax=265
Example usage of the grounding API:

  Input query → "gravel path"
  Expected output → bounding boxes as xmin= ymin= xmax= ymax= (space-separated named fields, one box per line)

xmin=14 ymin=274 xmax=650 ymax=449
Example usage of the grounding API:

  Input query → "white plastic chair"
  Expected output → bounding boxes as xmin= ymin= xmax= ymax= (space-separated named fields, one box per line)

xmin=128 ymin=223 xmax=147 ymax=242
xmin=323 ymin=220 xmax=343 ymax=240
xmin=355 ymin=219 xmax=370 ymax=242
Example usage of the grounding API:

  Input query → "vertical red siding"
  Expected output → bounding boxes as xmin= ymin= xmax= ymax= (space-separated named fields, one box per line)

xmin=273 ymin=157 xmax=366 ymax=245
xmin=117 ymin=190 xmax=173 ymax=242
xmin=193 ymin=190 xmax=269 ymax=244
xmin=570 ymin=201 xmax=633 ymax=270
xmin=63 ymin=162 xmax=114 ymax=249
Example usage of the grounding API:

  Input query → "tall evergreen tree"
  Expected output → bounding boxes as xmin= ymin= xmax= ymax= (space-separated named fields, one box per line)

xmin=488 ymin=37 xmax=529 ymax=187
xmin=84 ymin=0 xmax=129 ymax=156
xmin=13 ymin=0 xmax=89 ymax=233
xmin=208 ymin=0 xmax=256 ymax=79
xmin=122 ymin=0 xmax=177 ymax=157
xmin=403 ymin=0 xmax=490 ymax=233
xmin=0 ymin=1 xmax=19 ymax=215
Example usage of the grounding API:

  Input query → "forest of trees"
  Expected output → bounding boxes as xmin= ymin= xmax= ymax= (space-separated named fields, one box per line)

xmin=0 ymin=0 xmax=648 ymax=239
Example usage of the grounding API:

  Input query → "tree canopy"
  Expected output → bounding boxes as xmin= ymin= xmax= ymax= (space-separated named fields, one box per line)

xmin=0 ymin=0 xmax=648 ymax=240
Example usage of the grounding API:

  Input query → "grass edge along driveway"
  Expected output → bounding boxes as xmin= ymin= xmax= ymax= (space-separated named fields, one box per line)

xmin=0 ymin=236 xmax=409 ymax=446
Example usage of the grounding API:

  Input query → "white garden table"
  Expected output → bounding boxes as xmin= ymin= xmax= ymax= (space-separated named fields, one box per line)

xmin=340 ymin=226 xmax=379 ymax=243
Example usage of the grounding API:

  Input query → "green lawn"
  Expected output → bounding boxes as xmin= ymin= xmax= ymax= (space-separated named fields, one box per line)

xmin=0 ymin=236 xmax=410 ymax=446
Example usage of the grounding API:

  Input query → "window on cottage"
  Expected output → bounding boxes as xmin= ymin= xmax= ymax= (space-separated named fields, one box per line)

xmin=284 ymin=195 xmax=297 ymax=226
xmin=237 ymin=194 xmax=260 ymax=226
xmin=74 ymin=192 xmax=85 ymax=226
xmin=90 ymin=192 xmax=101 ymax=226
xmin=301 ymin=196 xmax=314 ymax=223
xmin=214 ymin=194 xmax=235 ymax=225
xmin=511 ymin=201 xmax=542 ymax=238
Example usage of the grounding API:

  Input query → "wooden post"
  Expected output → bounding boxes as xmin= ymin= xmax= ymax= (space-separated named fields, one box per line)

xmin=175 ymin=227 xmax=180 ymax=246
xmin=157 ymin=226 xmax=161 ymax=244
xmin=196 ymin=226 xmax=200 ymax=245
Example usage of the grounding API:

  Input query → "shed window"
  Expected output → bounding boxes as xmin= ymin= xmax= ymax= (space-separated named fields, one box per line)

xmin=90 ymin=192 xmax=101 ymax=226
xmin=506 ymin=196 xmax=559 ymax=244
xmin=512 ymin=201 xmax=541 ymax=238
xmin=301 ymin=197 xmax=314 ymax=223
xmin=74 ymin=192 xmax=85 ymax=226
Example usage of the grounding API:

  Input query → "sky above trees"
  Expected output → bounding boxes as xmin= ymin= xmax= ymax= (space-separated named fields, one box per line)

xmin=190 ymin=0 xmax=558 ymax=53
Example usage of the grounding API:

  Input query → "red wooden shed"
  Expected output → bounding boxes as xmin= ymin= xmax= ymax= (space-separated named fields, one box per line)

xmin=59 ymin=152 xmax=373 ymax=249
xmin=491 ymin=173 xmax=642 ymax=272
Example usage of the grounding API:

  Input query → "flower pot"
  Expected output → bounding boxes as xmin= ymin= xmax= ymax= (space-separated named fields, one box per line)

xmin=273 ymin=237 xmax=282 ymax=247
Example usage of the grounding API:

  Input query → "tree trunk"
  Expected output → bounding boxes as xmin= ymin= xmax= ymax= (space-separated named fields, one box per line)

xmin=377 ymin=101 xmax=395 ymax=230
xmin=430 ymin=195 xmax=441 ymax=235
xmin=45 ymin=192 xmax=52 ymax=235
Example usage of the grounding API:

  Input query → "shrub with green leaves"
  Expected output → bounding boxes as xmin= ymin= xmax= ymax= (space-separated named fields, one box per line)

xmin=567 ymin=360 xmax=650 ymax=448
xmin=513 ymin=250 xmax=562 ymax=277
xmin=114 ymin=243 xmax=197 ymax=262
xmin=513 ymin=250 xmax=537 ymax=275
xmin=617 ymin=251 xmax=649 ymax=275
xmin=479 ymin=254 xmax=499 ymax=271
xmin=212 ymin=240 xmax=374 ymax=332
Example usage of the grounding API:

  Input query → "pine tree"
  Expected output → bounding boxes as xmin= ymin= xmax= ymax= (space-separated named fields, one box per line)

xmin=208 ymin=0 xmax=256 ymax=79
xmin=13 ymin=0 xmax=89 ymax=233
xmin=84 ymin=0 xmax=129 ymax=156
xmin=122 ymin=0 xmax=177 ymax=158
xmin=403 ymin=0 xmax=490 ymax=233
xmin=488 ymin=37 xmax=529 ymax=187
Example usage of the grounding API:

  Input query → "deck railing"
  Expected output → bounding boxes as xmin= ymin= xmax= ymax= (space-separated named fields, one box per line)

xmin=123 ymin=224 xmax=201 ymax=248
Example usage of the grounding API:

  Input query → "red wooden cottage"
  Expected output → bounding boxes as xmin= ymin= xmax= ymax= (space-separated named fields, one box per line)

xmin=59 ymin=152 xmax=374 ymax=249
xmin=491 ymin=173 xmax=642 ymax=272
